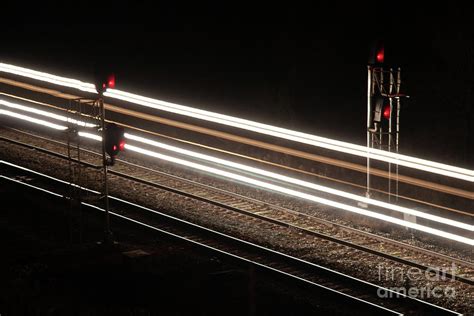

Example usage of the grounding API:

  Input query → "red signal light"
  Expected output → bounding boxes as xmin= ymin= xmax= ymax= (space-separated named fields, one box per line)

xmin=119 ymin=140 xmax=125 ymax=151
xmin=110 ymin=139 xmax=125 ymax=153
xmin=107 ymin=74 xmax=115 ymax=89
xmin=95 ymin=73 xmax=116 ymax=93
xmin=104 ymin=123 xmax=125 ymax=159
xmin=383 ymin=104 xmax=391 ymax=120
xmin=376 ymin=47 xmax=384 ymax=63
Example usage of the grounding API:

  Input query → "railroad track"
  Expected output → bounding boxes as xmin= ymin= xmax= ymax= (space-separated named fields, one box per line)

xmin=1 ymin=128 xmax=473 ymax=288
xmin=0 ymin=161 xmax=462 ymax=316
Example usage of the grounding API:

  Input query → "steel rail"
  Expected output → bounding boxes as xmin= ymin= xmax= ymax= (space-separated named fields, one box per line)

xmin=1 ymin=133 xmax=472 ymax=284
xmin=1 ymin=164 xmax=463 ymax=315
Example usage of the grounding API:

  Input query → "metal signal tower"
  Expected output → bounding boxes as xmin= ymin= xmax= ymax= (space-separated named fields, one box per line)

xmin=366 ymin=44 xmax=408 ymax=203
xmin=66 ymin=97 xmax=100 ymax=243
xmin=66 ymin=86 xmax=115 ymax=244
xmin=95 ymin=73 xmax=117 ymax=244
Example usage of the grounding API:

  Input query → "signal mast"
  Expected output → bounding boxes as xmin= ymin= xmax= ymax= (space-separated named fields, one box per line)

xmin=366 ymin=42 xmax=408 ymax=203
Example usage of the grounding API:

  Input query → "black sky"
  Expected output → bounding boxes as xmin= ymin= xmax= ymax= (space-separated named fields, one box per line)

xmin=1 ymin=3 xmax=473 ymax=166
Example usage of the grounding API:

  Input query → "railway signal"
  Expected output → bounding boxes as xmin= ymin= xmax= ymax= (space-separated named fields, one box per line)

xmin=104 ymin=123 xmax=125 ymax=165
xmin=376 ymin=46 xmax=384 ymax=64
xmin=93 ymin=66 xmax=119 ymax=242
xmin=95 ymin=72 xmax=116 ymax=94
xmin=370 ymin=96 xmax=391 ymax=130
xmin=382 ymin=103 xmax=391 ymax=120
xmin=366 ymin=41 xmax=408 ymax=204
xmin=369 ymin=41 xmax=384 ymax=66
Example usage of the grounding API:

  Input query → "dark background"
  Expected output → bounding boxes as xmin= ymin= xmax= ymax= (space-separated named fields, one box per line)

xmin=1 ymin=3 xmax=473 ymax=167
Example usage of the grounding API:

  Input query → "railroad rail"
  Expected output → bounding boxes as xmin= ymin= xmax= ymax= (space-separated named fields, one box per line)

xmin=0 ymin=161 xmax=463 ymax=315
xmin=1 ymin=128 xmax=473 ymax=287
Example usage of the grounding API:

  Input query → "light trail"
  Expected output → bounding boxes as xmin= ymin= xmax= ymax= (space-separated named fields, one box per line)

xmin=105 ymin=101 xmax=473 ymax=200
xmin=0 ymin=87 xmax=470 ymax=201
xmin=107 ymin=88 xmax=473 ymax=182
xmin=1 ymin=107 xmax=472 ymax=245
xmin=0 ymin=109 xmax=67 ymax=130
xmin=114 ymin=89 xmax=468 ymax=177
xmin=0 ymin=63 xmax=97 ymax=93
xmin=125 ymin=133 xmax=474 ymax=232
xmin=2 ymin=99 xmax=472 ymax=225
xmin=78 ymin=131 xmax=102 ymax=141
xmin=3 ymin=91 xmax=471 ymax=214
xmin=0 ymin=62 xmax=472 ymax=182
xmin=125 ymin=144 xmax=474 ymax=246
xmin=0 ymin=98 xmax=96 ymax=127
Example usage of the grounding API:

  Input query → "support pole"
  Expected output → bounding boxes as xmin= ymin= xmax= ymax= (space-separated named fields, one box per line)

xmin=366 ymin=66 xmax=372 ymax=198
xmin=395 ymin=68 xmax=402 ymax=202
xmin=388 ymin=68 xmax=394 ymax=202
xmin=99 ymin=96 xmax=112 ymax=243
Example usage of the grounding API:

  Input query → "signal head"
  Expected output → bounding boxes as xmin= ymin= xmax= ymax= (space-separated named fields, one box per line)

xmin=376 ymin=47 xmax=384 ymax=64
xmin=382 ymin=104 xmax=391 ymax=120
xmin=104 ymin=123 xmax=125 ymax=158
xmin=94 ymin=71 xmax=116 ymax=94
xmin=107 ymin=74 xmax=115 ymax=89
xmin=369 ymin=41 xmax=385 ymax=66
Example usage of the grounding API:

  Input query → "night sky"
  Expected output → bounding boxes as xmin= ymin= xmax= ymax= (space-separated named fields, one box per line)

xmin=1 ymin=3 xmax=473 ymax=167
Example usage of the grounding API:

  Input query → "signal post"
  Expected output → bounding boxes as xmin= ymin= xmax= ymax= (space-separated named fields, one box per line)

xmin=366 ymin=43 xmax=408 ymax=203
xmin=95 ymin=73 xmax=125 ymax=243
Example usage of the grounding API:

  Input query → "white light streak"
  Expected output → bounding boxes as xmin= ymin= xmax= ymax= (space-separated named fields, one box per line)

xmin=0 ymin=62 xmax=471 ymax=181
xmin=0 ymin=99 xmax=96 ymax=127
xmin=0 ymin=63 xmax=97 ymax=93
xmin=125 ymin=144 xmax=474 ymax=246
xmin=0 ymin=109 xmax=67 ymax=130
xmin=78 ymin=131 xmax=102 ymax=141
xmin=125 ymin=133 xmax=474 ymax=232
xmin=107 ymin=89 xmax=472 ymax=178
xmin=105 ymin=88 xmax=473 ymax=182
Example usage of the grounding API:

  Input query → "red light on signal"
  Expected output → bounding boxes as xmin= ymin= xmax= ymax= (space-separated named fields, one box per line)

xmin=383 ymin=104 xmax=391 ymax=120
xmin=104 ymin=123 xmax=125 ymax=159
xmin=107 ymin=74 xmax=115 ymax=89
xmin=376 ymin=47 xmax=384 ymax=63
